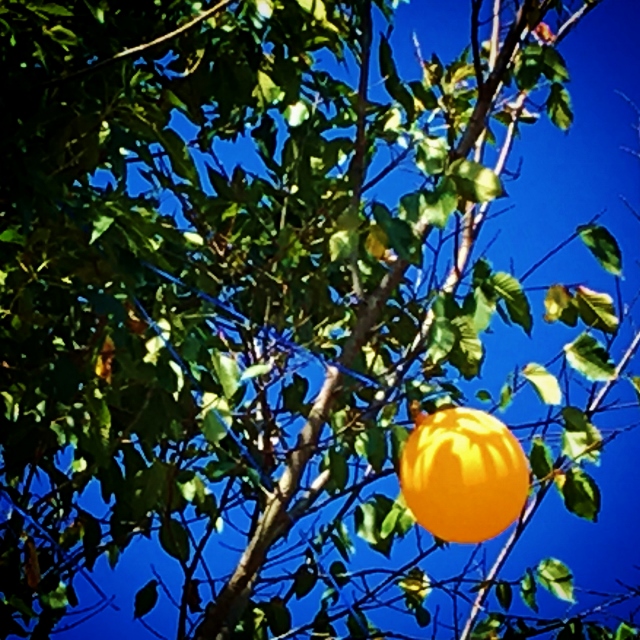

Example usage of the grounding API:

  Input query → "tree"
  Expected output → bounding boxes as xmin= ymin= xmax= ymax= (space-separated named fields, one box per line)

xmin=1 ymin=0 xmax=639 ymax=638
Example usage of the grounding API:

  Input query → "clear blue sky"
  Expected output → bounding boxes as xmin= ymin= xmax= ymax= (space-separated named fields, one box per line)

xmin=45 ymin=0 xmax=640 ymax=638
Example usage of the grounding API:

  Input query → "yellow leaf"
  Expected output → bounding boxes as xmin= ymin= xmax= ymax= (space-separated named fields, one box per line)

xmin=95 ymin=335 xmax=115 ymax=383
xmin=365 ymin=225 xmax=388 ymax=260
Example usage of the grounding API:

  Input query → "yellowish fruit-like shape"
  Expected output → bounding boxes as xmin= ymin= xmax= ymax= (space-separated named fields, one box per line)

xmin=399 ymin=407 xmax=530 ymax=544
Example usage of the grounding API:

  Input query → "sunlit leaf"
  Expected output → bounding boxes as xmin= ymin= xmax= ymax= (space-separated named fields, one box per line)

xmin=40 ymin=582 xmax=71 ymax=610
xmin=449 ymin=316 xmax=484 ymax=379
xmin=365 ymin=224 xmax=388 ymax=259
xmin=522 ymin=363 xmax=562 ymax=405
xmin=564 ymin=333 xmax=616 ymax=381
xmin=615 ymin=622 xmax=638 ymax=640
xmin=575 ymin=286 xmax=619 ymax=333
xmin=398 ymin=568 xmax=430 ymax=606
xmin=201 ymin=394 xmax=231 ymax=445
xmin=491 ymin=272 xmax=532 ymax=335
xmin=90 ymin=215 xmax=115 ymax=244
xmin=426 ymin=316 xmax=456 ymax=364
xmin=536 ymin=558 xmax=574 ymax=603
xmin=240 ymin=362 xmax=273 ymax=382
xmin=447 ymin=158 xmax=503 ymax=203
xmin=544 ymin=284 xmax=578 ymax=326
xmin=562 ymin=407 xmax=602 ymax=464
xmin=284 ymin=101 xmax=310 ymax=127
xmin=416 ymin=137 xmax=448 ymax=175
xmin=211 ymin=352 xmax=240 ymax=399
xmin=520 ymin=569 xmax=538 ymax=612
xmin=330 ymin=229 xmax=357 ymax=261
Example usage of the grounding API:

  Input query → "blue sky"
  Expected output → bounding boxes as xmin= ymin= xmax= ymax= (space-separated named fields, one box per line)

xmin=26 ymin=0 xmax=640 ymax=638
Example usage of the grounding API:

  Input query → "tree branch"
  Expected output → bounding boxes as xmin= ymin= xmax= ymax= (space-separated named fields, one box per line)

xmin=194 ymin=1 xmax=595 ymax=635
xmin=48 ymin=0 xmax=234 ymax=85
xmin=459 ymin=328 xmax=640 ymax=640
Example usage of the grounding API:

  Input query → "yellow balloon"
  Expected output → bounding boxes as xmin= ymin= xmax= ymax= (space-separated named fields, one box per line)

xmin=399 ymin=407 xmax=530 ymax=544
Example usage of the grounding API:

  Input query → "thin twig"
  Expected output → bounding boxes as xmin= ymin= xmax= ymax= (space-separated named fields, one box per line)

xmin=47 ymin=0 xmax=234 ymax=85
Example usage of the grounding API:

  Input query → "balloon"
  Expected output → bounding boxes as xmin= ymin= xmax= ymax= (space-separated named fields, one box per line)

xmin=399 ymin=407 xmax=530 ymax=544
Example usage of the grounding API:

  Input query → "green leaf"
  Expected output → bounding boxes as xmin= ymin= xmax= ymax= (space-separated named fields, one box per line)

xmin=515 ymin=44 xmax=545 ymax=90
xmin=329 ymin=560 xmax=350 ymax=587
xmin=499 ymin=381 xmax=513 ymax=411
xmin=536 ymin=558 xmax=575 ymax=603
xmin=240 ymin=362 xmax=273 ymax=382
xmin=475 ymin=390 xmax=492 ymax=403
xmin=575 ymin=286 xmax=619 ymax=333
xmin=426 ymin=316 xmax=456 ymax=364
xmin=447 ymin=158 xmax=503 ymax=203
xmin=296 ymin=0 xmax=326 ymax=21
xmin=401 ymin=180 xmax=458 ymax=230
xmin=449 ymin=316 xmax=484 ymax=379
xmin=354 ymin=495 xmax=395 ymax=557
xmin=267 ymin=598 xmax=292 ymax=635
xmin=380 ymin=506 xmax=400 ymax=540
xmin=544 ymin=284 xmax=578 ymax=326
xmin=284 ymin=101 xmax=310 ymax=127
xmin=562 ymin=468 xmax=601 ymax=522
xmin=159 ymin=518 xmax=190 ymax=563
xmin=211 ymin=352 xmax=240 ymax=399
xmin=547 ymin=83 xmax=573 ymax=130
xmin=542 ymin=47 xmax=570 ymax=83
xmin=520 ymin=569 xmax=538 ymax=612
xmin=46 ymin=24 xmax=78 ymax=47
xmin=346 ymin=609 xmax=371 ymax=639
xmin=90 ymin=215 xmax=115 ymax=244
xmin=578 ymin=224 xmax=622 ymax=276
xmin=615 ymin=622 xmax=638 ymax=640
xmin=293 ymin=565 xmax=317 ymax=599
xmin=134 ymin=580 xmax=159 ymax=618
xmin=325 ymin=447 xmax=348 ymax=493
xmin=398 ymin=568 xmax=430 ymax=606
xmin=416 ymin=137 xmax=448 ymax=175
xmin=254 ymin=70 xmax=282 ymax=108
xmin=564 ymin=333 xmax=616 ymax=381
xmin=379 ymin=35 xmax=415 ymax=120
xmin=629 ymin=376 xmax=640 ymax=403
xmin=466 ymin=288 xmax=495 ymax=333
xmin=390 ymin=425 xmax=410 ymax=469
xmin=491 ymin=272 xmax=532 ymax=335
xmin=414 ymin=605 xmax=431 ymax=627
xmin=372 ymin=202 xmax=420 ymax=263
xmin=201 ymin=394 xmax=231 ymax=445
xmin=529 ymin=437 xmax=553 ymax=480
xmin=329 ymin=229 xmax=357 ymax=261
xmin=522 ymin=363 xmax=562 ymax=405
xmin=561 ymin=408 xmax=602 ymax=465
xmin=363 ymin=427 xmax=387 ymax=472
xmin=496 ymin=582 xmax=513 ymax=611
xmin=0 ymin=228 xmax=26 ymax=245
xmin=40 ymin=582 xmax=70 ymax=610
xmin=160 ymin=128 xmax=197 ymax=183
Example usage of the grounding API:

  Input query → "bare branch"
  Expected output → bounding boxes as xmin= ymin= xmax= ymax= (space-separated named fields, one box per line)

xmin=471 ymin=0 xmax=486 ymax=93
